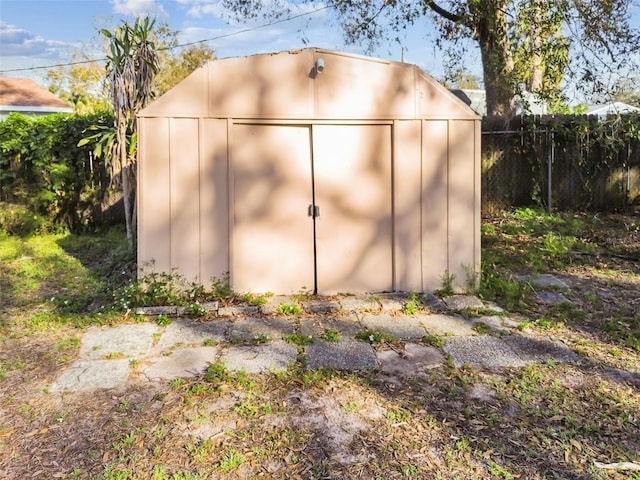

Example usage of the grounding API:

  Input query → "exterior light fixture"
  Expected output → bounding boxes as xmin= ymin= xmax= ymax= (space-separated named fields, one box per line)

xmin=315 ymin=58 xmax=325 ymax=73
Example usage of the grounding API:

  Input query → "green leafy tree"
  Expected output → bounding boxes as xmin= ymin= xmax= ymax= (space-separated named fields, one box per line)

xmin=441 ymin=67 xmax=481 ymax=89
xmin=612 ymin=76 xmax=640 ymax=107
xmin=47 ymin=58 xmax=110 ymax=114
xmin=101 ymin=17 xmax=159 ymax=250
xmin=221 ymin=0 xmax=639 ymax=116
xmin=155 ymin=43 xmax=216 ymax=96
xmin=511 ymin=0 xmax=569 ymax=112
xmin=48 ymin=23 xmax=215 ymax=113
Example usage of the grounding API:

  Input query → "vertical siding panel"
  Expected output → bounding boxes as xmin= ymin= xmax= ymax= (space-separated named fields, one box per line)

xmin=394 ymin=120 xmax=422 ymax=291
xmin=170 ymin=118 xmax=200 ymax=281
xmin=447 ymin=120 xmax=476 ymax=289
xmin=474 ymin=120 xmax=481 ymax=285
xmin=138 ymin=117 xmax=171 ymax=275
xmin=421 ymin=120 xmax=449 ymax=291
xmin=200 ymin=118 xmax=230 ymax=285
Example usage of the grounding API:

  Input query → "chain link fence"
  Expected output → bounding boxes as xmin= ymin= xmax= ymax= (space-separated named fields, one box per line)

xmin=482 ymin=115 xmax=640 ymax=212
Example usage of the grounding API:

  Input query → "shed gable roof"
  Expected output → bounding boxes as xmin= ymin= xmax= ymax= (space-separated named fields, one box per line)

xmin=0 ymin=77 xmax=72 ymax=112
xmin=140 ymin=48 xmax=478 ymax=120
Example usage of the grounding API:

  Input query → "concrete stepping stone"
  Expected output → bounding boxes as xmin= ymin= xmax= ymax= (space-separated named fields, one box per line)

xmin=229 ymin=316 xmax=296 ymax=342
xmin=260 ymin=295 xmax=296 ymax=315
xmin=443 ymin=335 xmax=528 ymax=369
xmin=50 ymin=359 xmax=130 ymax=392
xmin=221 ymin=341 xmax=297 ymax=373
xmin=217 ymin=305 xmax=260 ymax=317
xmin=472 ymin=315 xmax=521 ymax=331
xmin=503 ymin=335 xmax=581 ymax=363
xmin=305 ymin=338 xmax=378 ymax=371
xmin=338 ymin=295 xmax=381 ymax=312
xmin=442 ymin=295 xmax=485 ymax=310
xmin=419 ymin=313 xmax=477 ymax=336
xmin=299 ymin=314 xmax=362 ymax=338
xmin=536 ymin=291 xmax=572 ymax=305
xmin=377 ymin=294 xmax=406 ymax=311
xmin=301 ymin=299 xmax=341 ymax=313
xmin=517 ymin=274 xmax=570 ymax=289
xmin=359 ymin=313 xmax=429 ymax=340
xmin=422 ymin=292 xmax=445 ymax=311
xmin=80 ymin=324 xmax=159 ymax=359
xmin=377 ymin=343 xmax=444 ymax=376
xmin=143 ymin=347 xmax=218 ymax=380
xmin=156 ymin=319 xmax=228 ymax=350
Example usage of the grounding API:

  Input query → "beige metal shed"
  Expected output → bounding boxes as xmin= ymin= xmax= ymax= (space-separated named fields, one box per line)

xmin=137 ymin=48 xmax=480 ymax=295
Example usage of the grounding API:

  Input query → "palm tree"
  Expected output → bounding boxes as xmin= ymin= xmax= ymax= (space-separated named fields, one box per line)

xmin=102 ymin=17 xmax=158 ymax=250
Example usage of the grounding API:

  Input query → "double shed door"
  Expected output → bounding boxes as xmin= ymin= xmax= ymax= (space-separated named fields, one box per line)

xmin=232 ymin=123 xmax=392 ymax=294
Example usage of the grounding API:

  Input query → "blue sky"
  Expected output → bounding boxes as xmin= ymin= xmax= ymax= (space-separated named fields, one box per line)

xmin=0 ymin=0 xmax=473 ymax=85
xmin=1 ymin=0 xmax=638 ymax=104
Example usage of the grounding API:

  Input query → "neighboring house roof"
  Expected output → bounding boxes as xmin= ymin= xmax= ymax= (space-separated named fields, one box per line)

xmin=0 ymin=77 xmax=73 ymax=116
xmin=585 ymin=102 xmax=640 ymax=116
xmin=450 ymin=88 xmax=548 ymax=116
xmin=450 ymin=89 xmax=487 ymax=116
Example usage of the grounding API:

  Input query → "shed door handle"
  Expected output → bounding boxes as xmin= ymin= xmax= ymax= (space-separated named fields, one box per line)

xmin=308 ymin=204 xmax=320 ymax=218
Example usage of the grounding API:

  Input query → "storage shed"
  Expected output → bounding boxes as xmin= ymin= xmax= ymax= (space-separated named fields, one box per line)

xmin=137 ymin=48 xmax=480 ymax=295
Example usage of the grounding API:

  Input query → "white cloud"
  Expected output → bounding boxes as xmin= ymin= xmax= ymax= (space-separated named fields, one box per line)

xmin=0 ymin=21 xmax=66 ymax=58
xmin=111 ymin=0 xmax=169 ymax=18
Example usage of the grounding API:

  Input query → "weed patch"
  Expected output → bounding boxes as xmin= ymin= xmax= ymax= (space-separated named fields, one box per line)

xmin=355 ymin=329 xmax=399 ymax=345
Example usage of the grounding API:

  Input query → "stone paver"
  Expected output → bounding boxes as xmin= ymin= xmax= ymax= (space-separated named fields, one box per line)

xmin=517 ymin=273 xmax=570 ymax=289
xmin=218 ymin=305 xmax=260 ymax=317
xmin=156 ymin=318 xmax=228 ymax=350
xmin=503 ymin=335 xmax=580 ymax=363
xmin=229 ymin=316 xmax=296 ymax=342
xmin=221 ymin=341 xmax=297 ymax=373
xmin=50 ymin=359 xmax=131 ymax=392
xmin=419 ymin=313 xmax=477 ymax=336
xmin=338 ymin=295 xmax=380 ymax=312
xmin=443 ymin=335 xmax=528 ymax=369
xmin=299 ymin=314 xmax=362 ymax=338
xmin=305 ymin=339 xmax=378 ymax=370
xmin=422 ymin=292 xmax=445 ymax=311
xmin=48 ymin=291 xmax=591 ymax=393
xmin=443 ymin=295 xmax=485 ymax=310
xmin=472 ymin=315 xmax=520 ymax=331
xmin=360 ymin=313 xmax=429 ymax=340
xmin=378 ymin=294 xmax=406 ymax=312
xmin=301 ymin=299 xmax=341 ymax=313
xmin=377 ymin=343 xmax=444 ymax=376
xmin=536 ymin=291 xmax=572 ymax=305
xmin=144 ymin=347 xmax=218 ymax=380
xmin=260 ymin=296 xmax=296 ymax=315
xmin=80 ymin=324 xmax=159 ymax=359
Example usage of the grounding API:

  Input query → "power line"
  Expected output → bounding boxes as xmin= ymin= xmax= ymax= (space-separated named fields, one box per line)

xmin=0 ymin=5 xmax=331 ymax=74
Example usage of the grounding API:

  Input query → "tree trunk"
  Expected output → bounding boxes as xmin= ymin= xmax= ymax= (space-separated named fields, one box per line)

xmin=471 ymin=0 xmax=516 ymax=116
xmin=118 ymin=126 xmax=134 ymax=251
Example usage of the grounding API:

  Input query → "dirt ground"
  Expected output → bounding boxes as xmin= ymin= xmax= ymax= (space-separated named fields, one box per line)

xmin=1 ymin=211 xmax=639 ymax=479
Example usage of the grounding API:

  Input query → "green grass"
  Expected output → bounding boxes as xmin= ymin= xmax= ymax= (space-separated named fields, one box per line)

xmin=355 ymin=329 xmax=398 ymax=344
xmin=0 ymin=228 xmax=132 ymax=330
xmin=320 ymin=329 xmax=341 ymax=342
xmin=1 ymin=210 xmax=639 ymax=479
xmin=283 ymin=332 xmax=315 ymax=346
